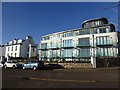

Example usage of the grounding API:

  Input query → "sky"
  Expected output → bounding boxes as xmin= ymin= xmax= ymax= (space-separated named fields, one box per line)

xmin=2 ymin=2 xmax=118 ymax=47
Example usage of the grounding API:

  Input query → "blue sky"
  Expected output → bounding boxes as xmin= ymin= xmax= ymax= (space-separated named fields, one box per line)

xmin=2 ymin=2 xmax=118 ymax=46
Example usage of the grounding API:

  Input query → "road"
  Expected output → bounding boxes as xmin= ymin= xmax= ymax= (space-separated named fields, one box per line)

xmin=2 ymin=67 xmax=119 ymax=89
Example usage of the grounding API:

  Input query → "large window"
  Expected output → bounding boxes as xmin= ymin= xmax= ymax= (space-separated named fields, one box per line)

xmin=41 ymin=43 xmax=47 ymax=49
xmin=90 ymin=29 xmax=97 ymax=34
xmin=63 ymin=49 xmax=73 ymax=58
xmin=63 ymin=39 xmax=73 ymax=47
xmin=84 ymin=22 xmax=91 ymax=28
xmin=78 ymin=48 xmax=90 ymax=57
xmin=51 ymin=50 xmax=59 ymax=58
xmin=84 ymin=30 xmax=90 ymax=34
xmin=96 ymin=36 xmax=112 ymax=45
xmin=78 ymin=38 xmax=90 ymax=46
xmin=43 ymin=36 xmax=49 ymax=40
xmin=63 ymin=32 xmax=74 ymax=37
xmin=51 ymin=42 xmax=58 ymax=48
xmin=41 ymin=51 xmax=47 ymax=58
xmin=99 ymin=28 xmax=106 ymax=33
xmin=95 ymin=21 xmax=100 ymax=26
xmin=97 ymin=48 xmax=113 ymax=56
xmin=79 ymin=30 xmax=85 ymax=35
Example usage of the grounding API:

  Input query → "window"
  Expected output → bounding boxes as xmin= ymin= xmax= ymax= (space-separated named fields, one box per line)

xmin=8 ymin=47 xmax=9 ymax=51
xmin=95 ymin=21 xmax=100 ymax=26
xmin=41 ymin=43 xmax=47 ymax=49
xmin=63 ymin=49 xmax=73 ymax=58
xmin=97 ymin=48 xmax=113 ymax=56
xmin=41 ymin=51 xmax=47 ymax=58
xmin=78 ymin=48 xmax=90 ymax=57
xmin=85 ymin=23 xmax=90 ymax=28
xmin=51 ymin=50 xmax=59 ymax=58
xmin=99 ymin=28 xmax=106 ymax=33
xmin=11 ymin=53 xmax=13 ymax=57
xmin=110 ymin=26 xmax=115 ymax=32
xmin=43 ymin=36 xmax=50 ymax=40
xmin=75 ymin=31 xmax=79 ymax=36
xmin=15 ymin=46 xmax=17 ymax=50
xmin=11 ymin=47 xmax=13 ymax=51
xmin=91 ymin=22 xmax=95 ymax=27
xmin=51 ymin=42 xmax=58 ymax=48
xmin=63 ymin=39 xmax=73 ymax=47
xmin=15 ymin=53 xmax=17 ymax=57
xmin=84 ymin=30 xmax=90 ymax=34
xmin=93 ymin=29 xmax=97 ymax=34
xmin=63 ymin=32 xmax=74 ymax=37
xmin=96 ymin=36 xmax=112 ymax=45
xmin=78 ymin=38 xmax=90 ymax=46
xmin=79 ymin=30 xmax=84 ymax=35
xmin=90 ymin=29 xmax=97 ymax=34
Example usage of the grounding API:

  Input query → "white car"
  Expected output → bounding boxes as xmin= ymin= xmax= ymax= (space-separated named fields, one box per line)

xmin=0 ymin=63 xmax=3 ymax=68
xmin=4 ymin=61 xmax=17 ymax=69
xmin=4 ymin=61 xmax=23 ymax=69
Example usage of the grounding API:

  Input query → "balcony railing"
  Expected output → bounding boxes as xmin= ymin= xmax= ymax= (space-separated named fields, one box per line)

xmin=77 ymin=44 xmax=90 ymax=47
xmin=96 ymin=43 xmax=113 ymax=47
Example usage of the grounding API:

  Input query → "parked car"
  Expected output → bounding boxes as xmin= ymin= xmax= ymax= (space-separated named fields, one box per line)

xmin=0 ymin=62 xmax=3 ymax=68
xmin=22 ymin=60 xmax=44 ymax=70
xmin=4 ymin=61 xmax=23 ymax=69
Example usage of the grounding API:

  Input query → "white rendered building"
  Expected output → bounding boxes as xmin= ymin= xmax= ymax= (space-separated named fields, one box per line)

xmin=5 ymin=36 xmax=38 ymax=60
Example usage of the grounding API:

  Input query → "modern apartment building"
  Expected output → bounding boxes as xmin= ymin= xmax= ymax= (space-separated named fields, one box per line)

xmin=40 ymin=17 xmax=120 ymax=68
xmin=4 ymin=36 xmax=38 ymax=61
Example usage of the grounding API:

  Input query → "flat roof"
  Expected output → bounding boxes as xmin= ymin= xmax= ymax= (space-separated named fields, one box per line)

xmin=42 ymin=23 xmax=114 ymax=38
xmin=82 ymin=17 xmax=108 ymax=25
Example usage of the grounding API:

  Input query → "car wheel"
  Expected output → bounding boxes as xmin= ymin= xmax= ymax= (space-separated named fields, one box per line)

xmin=23 ymin=66 xmax=25 ymax=70
xmin=4 ymin=65 xmax=7 ymax=68
xmin=12 ymin=65 xmax=16 ymax=69
xmin=33 ymin=66 xmax=37 ymax=70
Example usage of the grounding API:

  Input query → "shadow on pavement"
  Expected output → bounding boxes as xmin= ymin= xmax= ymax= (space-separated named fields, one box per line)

xmin=43 ymin=64 xmax=64 ymax=70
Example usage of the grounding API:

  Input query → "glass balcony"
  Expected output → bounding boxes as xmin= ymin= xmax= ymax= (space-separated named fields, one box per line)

xmin=77 ymin=43 xmax=90 ymax=47
xmin=96 ymin=41 xmax=113 ymax=47
xmin=96 ymin=36 xmax=113 ymax=47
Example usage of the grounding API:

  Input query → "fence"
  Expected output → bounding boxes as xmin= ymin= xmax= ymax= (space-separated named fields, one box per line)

xmin=96 ymin=57 xmax=120 ymax=67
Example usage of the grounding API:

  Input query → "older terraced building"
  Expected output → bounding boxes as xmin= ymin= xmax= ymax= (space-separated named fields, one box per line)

xmin=4 ymin=36 xmax=38 ymax=61
xmin=40 ymin=17 xmax=120 ymax=68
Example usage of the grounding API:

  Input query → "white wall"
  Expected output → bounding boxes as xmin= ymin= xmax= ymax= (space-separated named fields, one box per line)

xmin=5 ymin=45 xmax=21 ymax=58
xmin=29 ymin=45 xmax=38 ymax=58
xmin=5 ymin=36 xmax=38 ymax=59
